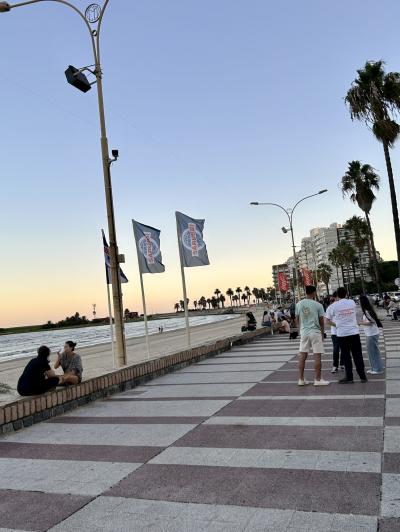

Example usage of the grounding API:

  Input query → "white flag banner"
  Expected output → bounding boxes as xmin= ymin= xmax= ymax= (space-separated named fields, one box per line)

xmin=132 ymin=220 xmax=165 ymax=274
xmin=176 ymin=211 xmax=210 ymax=267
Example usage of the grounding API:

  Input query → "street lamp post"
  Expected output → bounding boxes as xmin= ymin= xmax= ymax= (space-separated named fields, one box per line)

xmin=250 ymin=189 xmax=328 ymax=303
xmin=0 ymin=0 xmax=127 ymax=366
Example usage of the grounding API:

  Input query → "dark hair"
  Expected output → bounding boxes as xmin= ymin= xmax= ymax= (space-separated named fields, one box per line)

xmin=65 ymin=341 xmax=77 ymax=350
xmin=305 ymin=285 xmax=316 ymax=295
xmin=332 ymin=291 xmax=337 ymax=298
xmin=37 ymin=345 xmax=50 ymax=359
xmin=360 ymin=295 xmax=382 ymax=327
xmin=337 ymin=287 xmax=347 ymax=299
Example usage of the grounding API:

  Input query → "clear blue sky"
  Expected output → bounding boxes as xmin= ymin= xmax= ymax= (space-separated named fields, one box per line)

xmin=1 ymin=0 xmax=400 ymax=326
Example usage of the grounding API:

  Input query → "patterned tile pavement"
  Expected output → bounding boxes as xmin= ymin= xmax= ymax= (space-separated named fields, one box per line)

xmin=0 ymin=323 xmax=399 ymax=531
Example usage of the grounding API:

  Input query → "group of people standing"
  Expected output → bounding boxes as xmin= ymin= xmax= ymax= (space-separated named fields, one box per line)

xmin=296 ymin=285 xmax=383 ymax=386
xmin=17 ymin=341 xmax=83 ymax=396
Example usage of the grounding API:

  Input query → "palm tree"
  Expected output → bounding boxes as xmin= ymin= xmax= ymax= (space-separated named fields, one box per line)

xmin=199 ymin=296 xmax=207 ymax=310
xmin=345 ymin=61 xmax=400 ymax=276
xmin=317 ymin=263 xmax=333 ymax=295
xmin=235 ymin=287 xmax=242 ymax=306
xmin=341 ymin=160 xmax=381 ymax=292
xmin=244 ymin=286 xmax=251 ymax=303
xmin=232 ymin=294 xmax=239 ymax=307
xmin=174 ymin=303 xmax=180 ymax=313
xmin=219 ymin=294 xmax=226 ymax=308
xmin=226 ymin=288 xmax=234 ymax=307
xmin=344 ymin=216 xmax=370 ymax=292
xmin=328 ymin=248 xmax=342 ymax=289
xmin=193 ymin=300 xmax=198 ymax=310
xmin=214 ymin=288 xmax=221 ymax=303
xmin=179 ymin=300 xmax=185 ymax=311
xmin=252 ymin=287 xmax=260 ymax=304
xmin=241 ymin=293 xmax=248 ymax=305
xmin=336 ymin=242 xmax=357 ymax=288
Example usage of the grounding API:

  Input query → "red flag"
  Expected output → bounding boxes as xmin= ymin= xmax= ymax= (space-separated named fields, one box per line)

xmin=302 ymin=268 xmax=313 ymax=286
xmin=278 ymin=272 xmax=289 ymax=292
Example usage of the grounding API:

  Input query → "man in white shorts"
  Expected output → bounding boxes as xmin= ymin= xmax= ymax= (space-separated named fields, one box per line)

xmin=295 ymin=285 xmax=329 ymax=386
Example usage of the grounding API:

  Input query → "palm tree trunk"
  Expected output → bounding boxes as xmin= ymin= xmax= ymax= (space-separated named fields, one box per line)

xmin=383 ymin=143 xmax=400 ymax=278
xmin=358 ymin=251 xmax=365 ymax=293
xmin=365 ymin=213 xmax=381 ymax=295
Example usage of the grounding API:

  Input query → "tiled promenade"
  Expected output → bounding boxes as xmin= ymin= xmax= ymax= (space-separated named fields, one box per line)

xmin=0 ymin=324 xmax=399 ymax=531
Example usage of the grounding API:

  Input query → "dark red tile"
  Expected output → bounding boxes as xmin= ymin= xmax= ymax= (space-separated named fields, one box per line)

xmin=172 ymin=425 xmax=383 ymax=451
xmin=215 ymin=398 xmax=384 ymax=417
xmin=383 ymin=453 xmax=400 ymax=473
xmin=105 ymin=464 xmax=380 ymax=515
xmin=252 ymin=381 xmax=385 ymax=395
xmin=0 ymin=489 xmax=92 ymax=531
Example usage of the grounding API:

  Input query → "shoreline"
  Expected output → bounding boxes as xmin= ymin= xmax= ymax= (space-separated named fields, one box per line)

xmin=0 ymin=309 xmax=237 ymax=337
xmin=0 ymin=311 xmax=260 ymax=403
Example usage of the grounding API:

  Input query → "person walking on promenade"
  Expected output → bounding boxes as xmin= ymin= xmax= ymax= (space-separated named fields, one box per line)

xmin=359 ymin=295 xmax=384 ymax=375
xmin=326 ymin=292 xmax=344 ymax=374
xmin=17 ymin=345 xmax=60 ymax=396
xmin=55 ymin=341 xmax=83 ymax=385
xmin=325 ymin=287 xmax=367 ymax=384
xmin=295 ymin=285 xmax=329 ymax=387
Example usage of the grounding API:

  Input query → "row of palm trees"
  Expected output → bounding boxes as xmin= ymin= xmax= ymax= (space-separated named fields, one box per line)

xmin=345 ymin=60 xmax=400 ymax=281
xmin=173 ymin=286 xmax=276 ymax=312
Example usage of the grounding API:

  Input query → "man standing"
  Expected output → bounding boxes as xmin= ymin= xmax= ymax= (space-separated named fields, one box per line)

xmin=295 ymin=285 xmax=329 ymax=386
xmin=326 ymin=291 xmax=344 ymax=373
xmin=325 ymin=287 xmax=367 ymax=384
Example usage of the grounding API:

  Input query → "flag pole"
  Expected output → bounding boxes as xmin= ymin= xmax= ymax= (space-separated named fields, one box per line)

xmin=106 ymin=282 xmax=116 ymax=368
xmin=176 ymin=217 xmax=191 ymax=347
xmin=139 ymin=271 xmax=151 ymax=360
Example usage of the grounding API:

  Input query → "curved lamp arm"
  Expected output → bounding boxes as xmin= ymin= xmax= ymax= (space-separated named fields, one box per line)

xmin=2 ymin=0 xmax=100 ymax=64
xmin=290 ymin=189 xmax=327 ymax=225
xmin=251 ymin=202 xmax=290 ymax=224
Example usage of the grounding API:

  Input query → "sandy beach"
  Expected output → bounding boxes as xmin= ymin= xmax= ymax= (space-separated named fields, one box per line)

xmin=0 ymin=310 xmax=266 ymax=402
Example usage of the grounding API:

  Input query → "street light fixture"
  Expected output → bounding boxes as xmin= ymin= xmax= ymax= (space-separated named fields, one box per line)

xmin=1 ymin=0 xmax=127 ymax=366
xmin=250 ymin=189 xmax=328 ymax=302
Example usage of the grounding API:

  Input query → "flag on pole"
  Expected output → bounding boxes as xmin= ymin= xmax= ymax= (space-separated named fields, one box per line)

xmin=102 ymin=229 xmax=129 ymax=284
xmin=302 ymin=268 xmax=314 ymax=286
xmin=176 ymin=211 xmax=210 ymax=267
xmin=132 ymin=220 xmax=165 ymax=274
xmin=278 ymin=271 xmax=289 ymax=292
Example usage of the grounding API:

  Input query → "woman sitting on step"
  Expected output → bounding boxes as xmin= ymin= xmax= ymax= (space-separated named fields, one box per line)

xmin=55 ymin=341 xmax=83 ymax=385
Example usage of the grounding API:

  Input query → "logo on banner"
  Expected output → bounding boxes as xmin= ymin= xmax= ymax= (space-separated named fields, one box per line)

xmin=138 ymin=232 xmax=161 ymax=265
xmin=182 ymin=223 xmax=206 ymax=257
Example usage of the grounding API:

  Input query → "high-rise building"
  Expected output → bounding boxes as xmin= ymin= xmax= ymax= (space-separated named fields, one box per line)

xmin=272 ymin=263 xmax=290 ymax=292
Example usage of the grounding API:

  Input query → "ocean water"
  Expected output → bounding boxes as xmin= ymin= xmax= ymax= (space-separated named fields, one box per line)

xmin=0 ymin=314 xmax=238 ymax=362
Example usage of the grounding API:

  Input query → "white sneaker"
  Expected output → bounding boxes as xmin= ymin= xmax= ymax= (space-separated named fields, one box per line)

xmin=298 ymin=379 xmax=309 ymax=386
xmin=367 ymin=370 xmax=380 ymax=375
xmin=330 ymin=367 xmax=338 ymax=373
xmin=314 ymin=379 xmax=330 ymax=386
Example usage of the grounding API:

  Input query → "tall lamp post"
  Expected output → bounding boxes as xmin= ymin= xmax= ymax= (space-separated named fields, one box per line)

xmin=250 ymin=189 xmax=328 ymax=303
xmin=0 ymin=0 xmax=127 ymax=366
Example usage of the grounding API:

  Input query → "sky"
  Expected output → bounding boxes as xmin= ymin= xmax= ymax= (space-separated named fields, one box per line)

xmin=1 ymin=0 xmax=400 ymax=327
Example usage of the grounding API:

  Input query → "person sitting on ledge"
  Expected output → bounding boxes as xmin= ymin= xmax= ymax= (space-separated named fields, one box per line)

xmin=278 ymin=317 xmax=290 ymax=334
xmin=55 ymin=341 xmax=83 ymax=385
xmin=17 ymin=345 xmax=60 ymax=396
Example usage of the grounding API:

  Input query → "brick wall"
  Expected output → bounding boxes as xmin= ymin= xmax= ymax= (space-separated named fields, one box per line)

xmin=0 ymin=327 xmax=269 ymax=434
